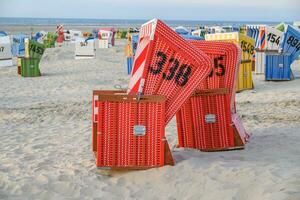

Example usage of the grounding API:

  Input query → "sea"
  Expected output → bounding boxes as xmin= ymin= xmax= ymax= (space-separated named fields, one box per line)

xmin=0 ymin=17 xmax=291 ymax=28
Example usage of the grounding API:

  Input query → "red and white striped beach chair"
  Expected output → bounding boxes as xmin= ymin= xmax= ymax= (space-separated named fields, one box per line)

xmin=127 ymin=19 xmax=213 ymax=124
xmin=176 ymin=41 xmax=249 ymax=151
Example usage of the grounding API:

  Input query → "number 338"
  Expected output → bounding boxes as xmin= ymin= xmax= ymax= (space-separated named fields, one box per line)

xmin=149 ymin=51 xmax=192 ymax=87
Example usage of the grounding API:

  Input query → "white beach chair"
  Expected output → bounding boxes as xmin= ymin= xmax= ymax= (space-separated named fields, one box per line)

xmin=0 ymin=36 xmax=13 ymax=67
xmin=97 ymin=30 xmax=113 ymax=48
xmin=75 ymin=37 xmax=95 ymax=59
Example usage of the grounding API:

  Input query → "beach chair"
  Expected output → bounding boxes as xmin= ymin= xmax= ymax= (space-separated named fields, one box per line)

xmin=246 ymin=25 xmax=265 ymax=49
xmin=254 ymin=26 xmax=284 ymax=74
xmin=262 ymin=25 xmax=300 ymax=81
xmin=92 ymin=19 xmax=212 ymax=169
xmin=275 ymin=23 xmax=286 ymax=32
xmin=0 ymin=31 xmax=7 ymax=37
xmin=280 ymin=25 xmax=300 ymax=63
xmin=43 ymin=32 xmax=57 ymax=48
xmin=75 ymin=37 xmax=95 ymax=59
xmin=32 ymin=31 xmax=47 ymax=44
xmin=56 ymin=25 xmax=64 ymax=46
xmin=176 ymin=41 xmax=249 ymax=151
xmin=116 ymin=30 xmax=127 ymax=39
xmin=192 ymin=29 xmax=206 ymax=38
xmin=97 ymin=30 xmax=113 ymax=48
xmin=0 ymin=35 xmax=13 ymax=67
xmin=99 ymin=28 xmax=116 ymax=46
xmin=12 ymin=34 xmax=29 ymax=57
xmin=205 ymin=32 xmax=255 ymax=92
xmin=20 ymin=39 xmax=45 ymax=77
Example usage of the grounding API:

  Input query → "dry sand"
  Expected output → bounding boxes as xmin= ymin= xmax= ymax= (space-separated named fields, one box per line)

xmin=0 ymin=39 xmax=300 ymax=200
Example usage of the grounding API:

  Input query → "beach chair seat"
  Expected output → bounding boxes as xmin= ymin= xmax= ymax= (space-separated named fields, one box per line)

xmin=265 ymin=52 xmax=293 ymax=81
xmin=21 ymin=57 xmax=41 ymax=77
xmin=93 ymin=90 xmax=174 ymax=169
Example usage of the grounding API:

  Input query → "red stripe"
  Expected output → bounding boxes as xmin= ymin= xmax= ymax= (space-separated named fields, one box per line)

xmin=130 ymin=79 xmax=141 ymax=94
xmin=131 ymin=43 xmax=149 ymax=75
xmin=261 ymin=41 xmax=266 ymax=49
xmin=260 ymin=30 xmax=266 ymax=49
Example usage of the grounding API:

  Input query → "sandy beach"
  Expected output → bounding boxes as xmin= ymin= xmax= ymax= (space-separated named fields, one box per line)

xmin=0 ymin=37 xmax=300 ymax=200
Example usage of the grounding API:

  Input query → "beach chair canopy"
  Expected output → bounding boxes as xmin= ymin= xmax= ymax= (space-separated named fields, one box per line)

xmin=98 ymin=30 xmax=113 ymax=40
xmin=174 ymin=26 xmax=190 ymax=35
xmin=0 ymin=31 xmax=8 ymax=37
xmin=32 ymin=31 xmax=47 ymax=42
xmin=180 ymin=34 xmax=204 ymax=40
xmin=12 ymin=34 xmax=29 ymax=56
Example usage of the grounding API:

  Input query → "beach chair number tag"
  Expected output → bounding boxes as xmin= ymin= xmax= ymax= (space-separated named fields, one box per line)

xmin=267 ymin=33 xmax=280 ymax=45
xmin=30 ymin=44 xmax=44 ymax=55
xmin=287 ymin=36 xmax=300 ymax=52
xmin=80 ymin=42 xmax=88 ymax=47
xmin=208 ymin=56 xmax=225 ymax=77
xmin=133 ymin=125 xmax=146 ymax=136
xmin=149 ymin=51 xmax=192 ymax=87
xmin=0 ymin=47 xmax=4 ymax=52
xmin=241 ymin=40 xmax=254 ymax=54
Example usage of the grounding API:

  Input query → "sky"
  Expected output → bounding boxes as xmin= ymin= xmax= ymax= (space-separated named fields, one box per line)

xmin=0 ymin=0 xmax=299 ymax=22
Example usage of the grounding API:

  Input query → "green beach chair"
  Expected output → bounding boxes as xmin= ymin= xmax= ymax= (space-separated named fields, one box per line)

xmin=43 ymin=32 xmax=57 ymax=48
xmin=21 ymin=39 xmax=45 ymax=77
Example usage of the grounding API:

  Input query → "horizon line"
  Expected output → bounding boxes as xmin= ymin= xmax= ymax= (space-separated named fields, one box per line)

xmin=0 ymin=16 xmax=291 ymax=23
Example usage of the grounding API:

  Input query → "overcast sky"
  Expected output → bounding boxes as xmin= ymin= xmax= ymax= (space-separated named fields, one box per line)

xmin=0 ymin=0 xmax=299 ymax=21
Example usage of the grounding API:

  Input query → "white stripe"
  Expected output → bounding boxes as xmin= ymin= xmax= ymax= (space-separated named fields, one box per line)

xmin=93 ymin=95 xmax=98 ymax=115
xmin=128 ymin=60 xmax=146 ymax=91
xmin=133 ymin=38 xmax=149 ymax=63
xmin=94 ymin=108 xmax=98 ymax=115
